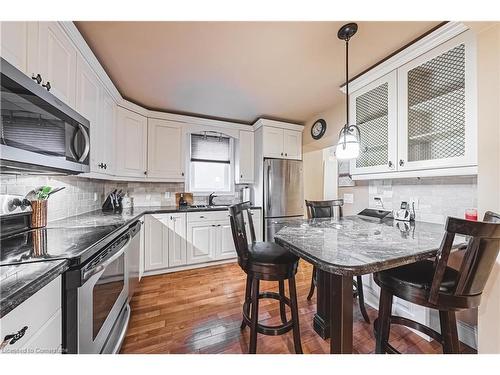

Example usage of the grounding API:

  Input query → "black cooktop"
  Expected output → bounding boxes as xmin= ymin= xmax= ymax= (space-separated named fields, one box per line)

xmin=0 ymin=224 xmax=122 ymax=267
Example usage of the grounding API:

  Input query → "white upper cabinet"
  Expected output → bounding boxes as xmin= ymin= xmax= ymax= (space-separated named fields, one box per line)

xmin=236 ymin=130 xmax=254 ymax=183
xmin=37 ymin=22 xmax=77 ymax=107
xmin=283 ymin=129 xmax=302 ymax=160
xmin=115 ymin=107 xmax=148 ymax=178
xmin=349 ymin=29 xmax=477 ymax=179
xmin=262 ymin=126 xmax=285 ymax=158
xmin=76 ymin=55 xmax=102 ymax=173
xmin=100 ymin=91 xmax=117 ymax=175
xmin=0 ymin=21 xmax=36 ymax=74
xmin=350 ymin=71 xmax=398 ymax=175
xmin=397 ymin=31 xmax=477 ymax=171
xmin=262 ymin=126 xmax=302 ymax=160
xmin=147 ymin=118 xmax=185 ymax=180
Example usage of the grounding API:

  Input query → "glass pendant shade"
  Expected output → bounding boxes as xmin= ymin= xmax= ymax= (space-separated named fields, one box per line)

xmin=336 ymin=128 xmax=360 ymax=160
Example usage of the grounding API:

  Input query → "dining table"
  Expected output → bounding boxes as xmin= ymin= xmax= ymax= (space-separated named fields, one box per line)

xmin=273 ymin=215 xmax=465 ymax=354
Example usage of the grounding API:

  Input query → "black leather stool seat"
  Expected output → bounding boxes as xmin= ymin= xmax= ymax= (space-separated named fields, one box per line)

xmin=249 ymin=242 xmax=299 ymax=265
xmin=375 ymin=260 xmax=458 ymax=294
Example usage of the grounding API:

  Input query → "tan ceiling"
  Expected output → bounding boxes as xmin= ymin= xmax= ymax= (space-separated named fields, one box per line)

xmin=75 ymin=21 xmax=440 ymax=124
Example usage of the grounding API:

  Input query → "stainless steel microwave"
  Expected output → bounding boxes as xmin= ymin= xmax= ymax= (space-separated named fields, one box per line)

xmin=0 ymin=58 xmax=90 ymax=174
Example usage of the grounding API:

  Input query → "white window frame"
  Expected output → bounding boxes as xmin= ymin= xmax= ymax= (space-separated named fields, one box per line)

xmin=186 ymin=134 xmax=235 ymax=195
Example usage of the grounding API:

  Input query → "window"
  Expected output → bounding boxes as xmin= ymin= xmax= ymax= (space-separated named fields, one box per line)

xmin=189 ymin=133 xmax=233 ymax=193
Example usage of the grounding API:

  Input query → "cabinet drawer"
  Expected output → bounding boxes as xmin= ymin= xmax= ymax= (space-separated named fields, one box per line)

xmin=0 ymin=276 xmax=61 ymax=353
xmin=20 ymin=309 xmax=62 ymax=354
xmin=187 ymin=210 xmax=230 ymax=223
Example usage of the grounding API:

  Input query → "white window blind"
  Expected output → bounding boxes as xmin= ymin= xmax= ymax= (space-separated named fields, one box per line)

xmin=191 ymin=134 xmax=230 ymax=164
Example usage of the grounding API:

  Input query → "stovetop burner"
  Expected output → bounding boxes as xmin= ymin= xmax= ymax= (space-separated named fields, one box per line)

xmin=0 ymin=225 xmax=122 ymax=267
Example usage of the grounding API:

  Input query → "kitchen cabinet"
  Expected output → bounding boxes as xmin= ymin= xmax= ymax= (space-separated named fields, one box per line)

xmin=349 ymin=31 xmax=477 ymax=179
xmin=397 ymin=32 xmax=476 ymax=171
xmin=0 ymin=276 xmax=62 ymax=354
xmin=147 ymin=118 xmax=185 ymax=180
xmin=349 ymin=71 xmax=398 ymax=175
xmin=76 ymin=55 xmax=102 ymax=173
xmin=100 ymin=90 xmax=117 ymax=175
xmin=283 ymin=129 xmax=302 ymax=160
xmin=144 ymin=213 xmax=187 ymax=272
xmin=186 ymin=214 xmax=218 ymax=265
xmin=235 ymin=130 xmax=254 ymax=184
xmin=143 ymin=215 xmax=169 ymax=271
xmin=262 ymin=126 xmax=302 ymax=160
xmin=115 ymin=107 xmax=148 ymax=178
xmin=37 ymin=22 xmax=77 ymax=107
xmin=0 ymin=21 xmax=36 ymax=74
xmin=167 ymin=213 xmax=187 ymax=267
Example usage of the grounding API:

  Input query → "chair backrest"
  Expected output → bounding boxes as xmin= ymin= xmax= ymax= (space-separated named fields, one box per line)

xmin=228 ymin=202 xmax=256 ymax=264
xmin=305 ymin=199 xmax=344 ymax=219
xmin=429 ymin=211 xmax=500 ymax=304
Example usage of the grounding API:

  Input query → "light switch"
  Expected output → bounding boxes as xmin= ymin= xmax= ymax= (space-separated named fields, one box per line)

xmin=343 ymin=193 xmax=354 ymax=204
xmin=164 ymin=192 xmax=171 ymax=199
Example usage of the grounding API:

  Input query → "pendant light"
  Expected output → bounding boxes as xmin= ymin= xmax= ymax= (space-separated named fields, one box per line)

xmin=336 ymin=22 xmax=361 ymax=160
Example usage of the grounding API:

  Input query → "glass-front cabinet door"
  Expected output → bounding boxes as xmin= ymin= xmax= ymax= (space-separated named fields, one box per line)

xmin=349 ymin=71 xmax=398 ymax=175
xmin=397 ymin=31 xmax=477 ymax=171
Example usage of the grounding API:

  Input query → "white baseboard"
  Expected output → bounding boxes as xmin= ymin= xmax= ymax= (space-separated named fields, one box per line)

xmin=142 ymin=258 xmax=237 ymax=277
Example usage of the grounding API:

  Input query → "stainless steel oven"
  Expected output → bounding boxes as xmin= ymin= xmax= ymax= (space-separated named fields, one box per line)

xmin=63 ymin=221 xmax=142 ymax=354
xmin=0 ymin=57 xmax=90 ymax=174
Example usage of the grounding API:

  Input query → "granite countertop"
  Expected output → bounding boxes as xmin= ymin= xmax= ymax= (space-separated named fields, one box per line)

xmin=1 ymin=204 xmax=261 ymax=318
xmin=274 ymin=216 xmax=466 ymax=276
xmin=0 ymin=260 xmax=68 ymax=318
xmin=47 ymin=205 xmax=261 ymax=229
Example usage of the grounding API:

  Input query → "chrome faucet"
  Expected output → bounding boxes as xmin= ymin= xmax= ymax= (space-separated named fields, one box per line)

xmin=208 ymin=192 xmax=217 ymax=206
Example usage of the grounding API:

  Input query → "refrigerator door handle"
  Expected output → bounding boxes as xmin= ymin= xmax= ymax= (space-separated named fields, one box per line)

xmin=267 ymin=164 xmax=272 ymax=212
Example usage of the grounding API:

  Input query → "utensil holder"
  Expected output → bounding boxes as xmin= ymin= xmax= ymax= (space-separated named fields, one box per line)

xmin=31 ymin=200 xmax=48 ymax=228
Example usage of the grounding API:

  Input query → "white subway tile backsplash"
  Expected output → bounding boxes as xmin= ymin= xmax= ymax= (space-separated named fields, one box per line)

xmin=368 ymin=176 xmax=477 ymax=224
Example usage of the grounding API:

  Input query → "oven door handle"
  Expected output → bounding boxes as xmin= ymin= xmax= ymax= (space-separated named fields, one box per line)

xmin=83 ymin=234 xmax=132 ymax=281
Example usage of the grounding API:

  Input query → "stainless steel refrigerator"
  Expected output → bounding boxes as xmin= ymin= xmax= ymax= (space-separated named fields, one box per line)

xmin=263 ymin=158 xmax=304 ymax=241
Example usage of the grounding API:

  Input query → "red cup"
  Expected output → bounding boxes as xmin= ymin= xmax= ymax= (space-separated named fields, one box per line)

xmin=465 ymin=208 xmax=478 ymax=221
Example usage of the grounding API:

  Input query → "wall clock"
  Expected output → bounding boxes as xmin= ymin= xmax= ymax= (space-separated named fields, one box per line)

xmin=311 ymin=119 xmax=327 ymax=140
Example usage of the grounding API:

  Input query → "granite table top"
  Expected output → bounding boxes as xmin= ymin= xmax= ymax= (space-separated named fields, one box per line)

xmin=0 ymin=259 xmax=68 ymax=318
xmin=274 ymin=216 xmax=466 ymax=276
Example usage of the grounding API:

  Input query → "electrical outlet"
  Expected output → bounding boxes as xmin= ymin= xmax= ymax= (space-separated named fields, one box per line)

xmin=343 ymin=193 xmax=354 ymax=204
xmin=146 ymin=194 xmax=151 ymax=201
xmin=164 ymin=192 xmax=171 ymax=199
xmin=373 ymin=196 xmax=384 ymax=208
xmin=93 ymin=193 xmax=98 ymax=202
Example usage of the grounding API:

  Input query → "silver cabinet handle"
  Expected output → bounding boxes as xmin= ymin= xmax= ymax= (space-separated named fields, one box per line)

xmin=1 ymin=326 xmax=28 ymax=349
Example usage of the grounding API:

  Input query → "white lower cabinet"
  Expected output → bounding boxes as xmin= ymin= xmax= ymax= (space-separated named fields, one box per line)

xmin=0 ymin=276 xmax=62 ymax=354
xmin=143 ymin=209 xmax=262 ymax=273
xmin=144 ymin=215 xmax=169 ymax=271
xmin=186 ymin=221 xmax=218 ymax=264
xmin=167 ymin=213 xmax=187 ymax=267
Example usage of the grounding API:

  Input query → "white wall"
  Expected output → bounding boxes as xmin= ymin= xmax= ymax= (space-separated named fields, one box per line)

xmin=473 ymin=22 xmax=500 ymax=354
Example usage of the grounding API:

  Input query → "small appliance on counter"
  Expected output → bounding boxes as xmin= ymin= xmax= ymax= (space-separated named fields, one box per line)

xmin=393 ymin=201 xmax=415 ymax=222
xmin=102 ymin=190 xmax=124 ymax=212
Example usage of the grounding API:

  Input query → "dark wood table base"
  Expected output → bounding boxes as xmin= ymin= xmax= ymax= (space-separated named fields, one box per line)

xmin=313 ymin=269 xmax=355 ymax=353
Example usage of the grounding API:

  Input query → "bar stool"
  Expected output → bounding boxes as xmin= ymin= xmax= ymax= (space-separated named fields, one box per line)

xmin=229 ymin=202 xmax=302 ymax=354
xmin=374 ymin=211 xmax=500 ymax=354
xmin=305 ymin=199 xmax=370 ymax=323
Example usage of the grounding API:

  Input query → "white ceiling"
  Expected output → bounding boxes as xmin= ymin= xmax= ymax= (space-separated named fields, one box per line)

xmin=75 ymin=21 xmax=440 ymax=124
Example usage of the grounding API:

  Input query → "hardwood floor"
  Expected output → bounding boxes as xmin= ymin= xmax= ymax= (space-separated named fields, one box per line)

xmin=121 ymin=261 xmax=475 ymax=354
